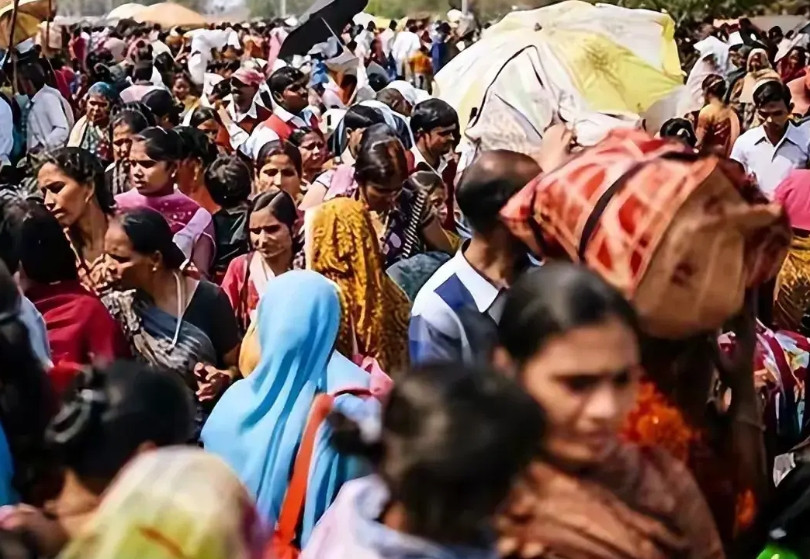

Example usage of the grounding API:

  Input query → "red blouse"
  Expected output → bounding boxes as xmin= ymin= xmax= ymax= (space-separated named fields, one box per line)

xmin=26 ymin=280 xmax=130 ymax=396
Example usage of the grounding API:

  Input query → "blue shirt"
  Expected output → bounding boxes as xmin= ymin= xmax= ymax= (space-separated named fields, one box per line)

xmin=409 ymin=247 xmax=507 ymax=366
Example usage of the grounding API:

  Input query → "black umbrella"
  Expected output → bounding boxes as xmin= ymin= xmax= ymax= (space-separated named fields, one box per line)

xmin=278 ymin=0 xmax=368 ymax=58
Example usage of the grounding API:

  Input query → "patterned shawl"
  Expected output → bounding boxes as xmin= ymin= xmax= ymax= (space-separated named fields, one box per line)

xmin=58 ymin=448 xmax=264 ymax=559
xmin=498 ymin=445 xmax=724 ymax=559
xmin=307 ymin=198 xmax=410 ymax=375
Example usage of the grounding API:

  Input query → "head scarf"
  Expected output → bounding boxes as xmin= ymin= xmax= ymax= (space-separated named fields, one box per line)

xmin=680 ymin=36 xmax=732 ymax=114
xmin=201 ymin=271 xmax=375 ymax=544
xmin=232 ymin=67 xmax=264 ymax=88
xmin=384 ymin=80 xmax=429 ymax=106
xmin=741 ymin=48 xmax=781 ymax=104
xmin=307 ymin=199 xmax=410 ymax=374
xmin=58 ymin=448 xmax=263 ymax=559
xmin=87 ymin=81 xmax=120 ymax=105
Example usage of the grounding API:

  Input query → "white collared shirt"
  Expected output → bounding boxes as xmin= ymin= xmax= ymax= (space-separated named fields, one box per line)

xmin=411 ymin=145 xmax=448 ymax=175
xmin=730 ymin=123 xmax=810 ymax=198
xmin=224 ymin=95 xmax=262 ymax=151
xmin=27 ymin=85 xmax=71 ymax=152
xmin=409 ymin=247 xmax=506 ymax=365
xmin=274 ymin=105 xmax=309 ymax=128
xmin=226 ymin=95 xmax=260 ymax=123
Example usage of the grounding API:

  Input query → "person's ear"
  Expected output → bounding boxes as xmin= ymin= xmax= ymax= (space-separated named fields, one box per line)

xmin=148 ymin=251 xmax=162 ymax=272
xmin=271 ymin=90 xmax=284 ymax=104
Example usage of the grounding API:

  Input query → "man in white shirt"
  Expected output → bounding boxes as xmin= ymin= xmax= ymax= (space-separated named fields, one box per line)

xmin=731 ymin=80 xmax=810 ymax=198
xmin=355 ymin=22 xmax=375 ymax=60
xmin=224 ymin=67 xmax=272 ymax=153
xmin=392 ymin=20 xmax=422 ymax=80
xmin=188 ymin=28 xmax=241 ymax=85
xmin=19 ymin=62 xmax=71 ymax=153
xmin=379 ymin=20 xmax=397 ymax=58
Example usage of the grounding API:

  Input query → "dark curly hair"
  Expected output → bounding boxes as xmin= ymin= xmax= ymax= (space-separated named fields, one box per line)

xmin=40 ymin=147 xmax=115 ymax=215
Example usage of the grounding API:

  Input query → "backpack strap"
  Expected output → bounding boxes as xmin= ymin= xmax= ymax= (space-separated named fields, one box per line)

xmin=276 ymin=393 xmax=335 ymax=546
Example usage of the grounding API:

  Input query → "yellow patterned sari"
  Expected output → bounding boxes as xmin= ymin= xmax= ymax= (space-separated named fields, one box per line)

xmin=306 ymin=199 xmax=410 ymax=375
xmin=775 ymin=233 xmax=810 ymax=332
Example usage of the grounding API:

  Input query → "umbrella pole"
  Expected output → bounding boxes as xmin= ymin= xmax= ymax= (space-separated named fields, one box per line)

xmin=7 ymin=0 xmax=21 ymax=95
xmin=7 ymin=0 xmax=21 ymax=52
xmin=45 ymin=0 xmax=51 ymax=55
xmin=321 ymin=17 xmax=343 ymax=44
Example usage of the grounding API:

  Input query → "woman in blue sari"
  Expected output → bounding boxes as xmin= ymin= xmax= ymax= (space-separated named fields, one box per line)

xmin=202 ymin=271 xmax=375 ymax=547
xmin=102 ymin=208 xmax=242 ymax=429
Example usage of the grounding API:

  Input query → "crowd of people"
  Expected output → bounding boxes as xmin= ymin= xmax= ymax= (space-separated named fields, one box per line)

xmin=0 ymin=8 xmax=807 ymax=559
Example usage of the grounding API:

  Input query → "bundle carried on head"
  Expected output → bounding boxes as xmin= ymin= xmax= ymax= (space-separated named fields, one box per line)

xmin=501 ymin=128 xmax=792 ymax=339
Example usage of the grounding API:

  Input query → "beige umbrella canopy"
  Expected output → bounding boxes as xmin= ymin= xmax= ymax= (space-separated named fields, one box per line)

xmin=0 ymin=0 xmax=53 ymax=48
xmin=135 ymin=2 xmax=207 ymax=29
xmin=106 ymin=2 xmax=147 ymax=23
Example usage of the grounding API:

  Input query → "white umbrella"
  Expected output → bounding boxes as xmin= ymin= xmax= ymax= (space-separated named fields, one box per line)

xmin=105 ymin=2 xmax=146 ymax=24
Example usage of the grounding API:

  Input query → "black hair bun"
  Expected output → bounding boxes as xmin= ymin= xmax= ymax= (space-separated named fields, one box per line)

xmin=45 ymin=367 xmax=108 ymax=450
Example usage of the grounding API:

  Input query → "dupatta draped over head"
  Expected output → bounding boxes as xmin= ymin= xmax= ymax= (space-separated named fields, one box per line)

xmin=307 ymin=199 xmax=410 ymax=374
xmin=201 ymin=271 xmax=374 ymax=544
xmin=58 ymin=448 xmax=263 ymax=559
xmin=740 ymin=48 xmax=781 ymax=104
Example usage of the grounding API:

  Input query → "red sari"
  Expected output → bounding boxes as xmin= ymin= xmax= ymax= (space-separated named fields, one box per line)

xmin=26 ymin=280 xmax=130 ymax=396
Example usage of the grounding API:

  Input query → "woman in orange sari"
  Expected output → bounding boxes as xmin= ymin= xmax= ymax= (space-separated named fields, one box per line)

xmin=696 ymin=75 xmax=740 ymax=158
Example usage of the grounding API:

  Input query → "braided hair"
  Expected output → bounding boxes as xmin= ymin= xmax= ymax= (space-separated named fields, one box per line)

xmin=40 ymin=147 xmax=114 ymax=215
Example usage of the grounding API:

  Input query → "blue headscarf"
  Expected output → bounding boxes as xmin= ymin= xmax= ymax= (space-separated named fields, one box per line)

xmin=87 ymin=81 xmax=120 ymax=105
xmin=201 ymin=271 xmax=375 ymax=545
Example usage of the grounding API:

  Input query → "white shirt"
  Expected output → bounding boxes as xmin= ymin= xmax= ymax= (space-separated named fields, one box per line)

xmin=223 ymin=95 xmax=263 ymax=151
xmin=730 ymin=123 xmax=810 ymax=198
xmin=188 ymin=28 xmax=240 ymax=85
xmin=27 ymin=85 xmax=70 ymax=152
xmin=411 ymin=145 xmax=448 ymax=174
xmin=355 ymin=30 xmax=373 ymax=57
xmin=274 ymin=105 xmax=309 ymax=128
xmin=241 ymin=124 xmax=280 ymax=161
xmin=380 ymin=28 xmax=395 ymax=57
xmin=0 ymin=96 xmax=12 ymax=165
xmin=392 ymin=31 xmax=421 ymax=71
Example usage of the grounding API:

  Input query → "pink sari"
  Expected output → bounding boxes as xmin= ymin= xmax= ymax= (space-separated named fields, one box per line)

xmin=115 ymin=190 xmax=216 ymax=277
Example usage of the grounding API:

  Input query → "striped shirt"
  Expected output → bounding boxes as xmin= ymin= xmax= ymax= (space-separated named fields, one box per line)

xmin=409 ymin=247 xmax=508 ymax=365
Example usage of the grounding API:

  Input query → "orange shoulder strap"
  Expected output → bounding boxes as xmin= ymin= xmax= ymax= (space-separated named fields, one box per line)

xmin=275 ymin=393 xmax=335 ymax=545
